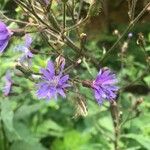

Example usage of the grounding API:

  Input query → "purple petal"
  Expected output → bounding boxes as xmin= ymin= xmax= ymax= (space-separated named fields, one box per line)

xmin=57 ymin=88 xmax=66 ymax=98
xmin=37 ymin=83 xmax=49 ymax=98
xmin=0 ymin=40 xmax=9 ymax=53
xmin=0 ymin=21 xmax=11 ymax=53
xmin=25 ymin=34 xmax=32 ymax=48
xmin=0 ymin=21 xmax=7 ymax=32
xmin=0 ymin=32 xmax=9 ymax=40
xmin=59 ymin=75 xmax=69 ymax=85
xmin=47 ymin=60 xmax=55 ymax=76
xmin=3 ymin=82 xmax=12 ymax=96
xmin=40 ymin=68 xmax=52 ymax=80
xmin=3 ymin=71 xmax=13 ymax=96
xmin=94 ymin=90 xmax=103 ymax=104
xmin=27 ymin=50 xmax=33 ymax=58
xmin=47 ymin=88 xmax=57 ymax=100
xmin=61 ymin=83 xmax=71 ymax=88
xmin=58 ymin=61 xmax=65 ymax=77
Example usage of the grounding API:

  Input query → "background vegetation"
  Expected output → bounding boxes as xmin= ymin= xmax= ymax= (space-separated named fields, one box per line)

xmin=0 ymin=0 xmax=150 ymax=150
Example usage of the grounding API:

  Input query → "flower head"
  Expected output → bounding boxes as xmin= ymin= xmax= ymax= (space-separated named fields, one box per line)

xmin=37 ymin=60 xmax=70 ymax=100
xmin=3 ymin=71 xmax=13 ymax=96
xmin=92 ymin=68 xmax=119 ymax=105
xmin=0 ymin=21 xmax=12 ymax=53
xmin=16 ymin=34 xmax=33 ymax=63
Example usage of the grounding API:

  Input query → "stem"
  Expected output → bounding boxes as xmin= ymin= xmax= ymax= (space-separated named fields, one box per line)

xmin=100 ymin=2 xmax=150 ymax=64
xmin=64 ymin=36 xmax=99 ymax=68
xmin=63 ymin=2 xmax=66 ymax=29
xmin=66 ymin=3 xmax=80 ymax=37
xmin=0 ymin=119 xmax=8 ymax=150
xmin=131 ymin=0 xmax=138 ymax=21
xmin=110 ymin=102 xmax=120 ymax=150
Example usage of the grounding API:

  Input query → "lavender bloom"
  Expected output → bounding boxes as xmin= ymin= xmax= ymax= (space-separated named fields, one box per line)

xmin=0 ymin=21 xmax=12 ymax=53
xmin=92 ymin=68 xmax=119 ymax=104
xmin=3 ymin=71 xmax=13 ymax=96
xmin=37 ymin=60 xmax=70 ymax=100
xmin=16 ymin=34 xmax=33 ymax=63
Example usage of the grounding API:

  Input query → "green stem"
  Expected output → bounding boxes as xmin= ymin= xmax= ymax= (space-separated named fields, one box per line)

xmin=110 ymin=102 xmax=120 ymax=150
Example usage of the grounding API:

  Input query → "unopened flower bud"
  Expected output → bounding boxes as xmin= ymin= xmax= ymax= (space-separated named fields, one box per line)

xmin=135 ymin=97 xmax=144 ymax=106
xmin=113 ymin=30 xmax=119 ymax=35
xmin=73 ymin=94 xmax=88 ymax=118
xmin=76 ymin=59 xmax=82 ymax=64
xmin=55 ymin=55 xmax=65 ymax=69
xmin=80 ymin=33 xmax=87 ymax=41
xmin=128 ymin=32 xmax=133 ymax=38
xmin=121 ymin=42 xmax=128 ymax=53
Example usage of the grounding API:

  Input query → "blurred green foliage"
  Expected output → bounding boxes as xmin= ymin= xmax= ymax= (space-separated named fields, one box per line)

xmin=0 ymin=0 xmax=150 ymax=150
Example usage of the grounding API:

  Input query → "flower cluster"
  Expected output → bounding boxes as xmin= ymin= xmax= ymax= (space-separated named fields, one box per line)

xmin=0 ymin=20 xmax=119 ymax=106
xmin=0 ymin=21 xmax=12 ymax=53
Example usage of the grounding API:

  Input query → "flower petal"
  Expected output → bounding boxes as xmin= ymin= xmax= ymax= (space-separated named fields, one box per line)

xmin=59 ymin=75 xmax=69 ymax=85
xmin=0 ymin=40 xmax=9 ymax=53
xmin=40 ymin=68 xmax=52 ymax=80
xmin=36 ymin=83 xmax=49 ymax=98
xmin=47 ymin=60 xmax=55 ymax=76
xmin=25 ymin=34 xmax=32 ymax=48
xmin=57 ymin=88 xmax=66 ymax=98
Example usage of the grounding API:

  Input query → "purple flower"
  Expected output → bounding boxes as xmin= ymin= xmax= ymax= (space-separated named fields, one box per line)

xmin=16 ymin=34 xmax=33 ymax=63
xmin=92 ymin=68 xmax=119 ymax=104
xmin=37 ymin=60 xmax=70 ymax=100
xmin=0 ymin=21 xmax=12 ymax=53
xmin=3 ymin=71 xmax=13 ymax=96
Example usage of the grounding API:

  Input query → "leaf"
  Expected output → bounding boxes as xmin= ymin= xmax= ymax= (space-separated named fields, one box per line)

xmin=0 ymin=100 xmax=19 ymax=142
xmin=10 ymin=141 xmax=47 ymax=150
xmin=144 ymin=76 xmax=150 ymax=86
xmin=51 ymin=130 xmax=91 ymax=150
xmin=14 ymin=103 xmax=45 ymax=120
xmin=121 ymin=134 xmax=150 ymax=150
xmin=36 ymin=120 xmax=63 ymax=138
xmin=87 ymin=0 xmax=103 ymax=16
xmin=14 ymin=122 xmax=39 ymax=144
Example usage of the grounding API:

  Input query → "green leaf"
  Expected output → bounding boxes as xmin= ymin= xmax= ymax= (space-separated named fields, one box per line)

xmin=144 ymin=76 xmax=150 ymax=86
xmin=36 ymin=120 xmax=63 ymax=138
xmin=14 ymin=122 xmax=39 ymax=144
xmin=10 ymin=141 xmax=47 ymax=150
xmin=121 ymin=134 xmax=150 ymax=150
xmin=0 ymin=100 xmax=19 ymax=142
xmin=51 ymin=130 xmax=91 ymax=150
xmin=14 ymin=103 xmax=45 ymax=120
